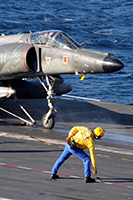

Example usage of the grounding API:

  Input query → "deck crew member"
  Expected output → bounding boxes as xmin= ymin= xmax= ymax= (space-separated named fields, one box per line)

xmin=50 ymin=126 xmax=105 ymax=183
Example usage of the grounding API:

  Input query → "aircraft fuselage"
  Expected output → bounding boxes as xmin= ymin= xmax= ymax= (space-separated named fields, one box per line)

xmin=0 ymin=30 xmax=124 ymax=81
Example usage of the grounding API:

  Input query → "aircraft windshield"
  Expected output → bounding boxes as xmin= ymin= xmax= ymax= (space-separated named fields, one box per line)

xmin=30 ymin=31 xmax=56 ymax=46
xmin=30 ymin=30 xmax=81 ymax=50
xmin=52 ymin=32 xmax=81 ymax=49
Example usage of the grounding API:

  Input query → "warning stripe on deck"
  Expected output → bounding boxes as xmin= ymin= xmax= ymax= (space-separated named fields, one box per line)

xmin=0 ymin=162 xmax=133 ymax=189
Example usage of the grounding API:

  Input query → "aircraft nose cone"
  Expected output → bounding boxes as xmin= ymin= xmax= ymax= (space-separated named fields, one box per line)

xmin=102 ymin=57 xmax=124 ymax=73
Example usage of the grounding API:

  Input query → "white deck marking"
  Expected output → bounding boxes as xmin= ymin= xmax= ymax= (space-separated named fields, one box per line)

xmin=0 ymin=132 xmax=133 ymax=155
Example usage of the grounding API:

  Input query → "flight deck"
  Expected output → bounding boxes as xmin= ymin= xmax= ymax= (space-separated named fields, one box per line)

xmin=0 ymin=98 xmax=133 ymax=200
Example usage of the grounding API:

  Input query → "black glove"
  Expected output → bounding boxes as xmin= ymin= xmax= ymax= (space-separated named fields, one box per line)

xmin=70 ymin=142 xmax=77 ymax=149
xmin=66 ymin=139 xmax=77 ymax=149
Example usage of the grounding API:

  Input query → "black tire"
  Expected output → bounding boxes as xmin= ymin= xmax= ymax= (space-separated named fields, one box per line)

xmin=42 ymin=114 xmax=55 ymax=129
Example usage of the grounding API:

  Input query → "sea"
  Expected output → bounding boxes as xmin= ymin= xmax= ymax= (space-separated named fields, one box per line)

xmin=0 ymin=0 xmax=133 ymax=105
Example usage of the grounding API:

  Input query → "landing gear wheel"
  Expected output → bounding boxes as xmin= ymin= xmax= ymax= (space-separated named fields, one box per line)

xmin=42 ymin=114 xmax=55 ymax=129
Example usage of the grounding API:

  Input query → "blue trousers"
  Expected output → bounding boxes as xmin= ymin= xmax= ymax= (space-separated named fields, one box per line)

xmin=51 ymin=143 xmax=91 ymax=177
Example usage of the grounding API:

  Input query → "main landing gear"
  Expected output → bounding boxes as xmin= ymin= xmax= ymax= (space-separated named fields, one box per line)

xmin=0 ymin=95 xmax=36 ymax=127
xmin=38 ymin=75 xmax=63 ymax=129
xmin=0 ymin=75 xmax=63 ymax=129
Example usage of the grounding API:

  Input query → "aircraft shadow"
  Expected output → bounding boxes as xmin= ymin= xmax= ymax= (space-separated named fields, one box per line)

xmin=0 ymin=99 xmax=132 ymax=126
xmin=56 ymin=99 xmax=133 ymax=126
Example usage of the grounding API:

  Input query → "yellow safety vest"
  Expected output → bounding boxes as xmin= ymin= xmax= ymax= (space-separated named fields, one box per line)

xmin=68 ymin=126 xmax=96 ymax=167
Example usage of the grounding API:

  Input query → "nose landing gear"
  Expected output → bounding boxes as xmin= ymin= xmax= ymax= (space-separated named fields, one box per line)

xmin=38 ymin=75 xmax=63 ymax=129
xmin=42 ymin=94 xmax=57 ymax=129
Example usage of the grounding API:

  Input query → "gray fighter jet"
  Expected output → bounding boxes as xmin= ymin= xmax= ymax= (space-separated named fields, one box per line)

xmin=0 ymin=30 xmax=124 ymax=129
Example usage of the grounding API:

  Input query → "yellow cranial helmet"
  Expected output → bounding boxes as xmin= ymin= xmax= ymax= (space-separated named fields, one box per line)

xmin=93 ymin=127 xmax=105 ymax=138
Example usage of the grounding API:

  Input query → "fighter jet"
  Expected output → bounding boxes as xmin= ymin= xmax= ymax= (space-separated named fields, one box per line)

xmin=0 ymin=30 xmax=124 ymax=129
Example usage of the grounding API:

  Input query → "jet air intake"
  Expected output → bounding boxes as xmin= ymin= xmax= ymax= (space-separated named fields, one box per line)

xmin=0 ymin=43 xmax=37 ymax=80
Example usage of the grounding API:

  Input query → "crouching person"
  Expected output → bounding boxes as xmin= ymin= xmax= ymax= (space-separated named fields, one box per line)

xmin=50 ymin=126 xmax=105 ymax=183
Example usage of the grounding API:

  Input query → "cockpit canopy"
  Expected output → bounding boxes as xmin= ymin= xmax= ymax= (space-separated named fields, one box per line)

xmin=30 ymin=30 xmax=81 ymax=50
